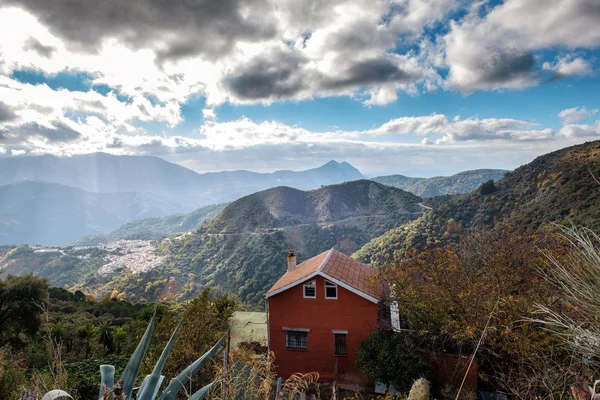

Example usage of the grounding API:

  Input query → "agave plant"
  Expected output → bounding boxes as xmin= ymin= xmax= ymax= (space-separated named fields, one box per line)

xmin=43 ymin=312 xmax=228 ymax=400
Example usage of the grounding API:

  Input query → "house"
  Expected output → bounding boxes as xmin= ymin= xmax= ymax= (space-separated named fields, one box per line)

xmin=265 ymin=248 xmax=381 ymax=384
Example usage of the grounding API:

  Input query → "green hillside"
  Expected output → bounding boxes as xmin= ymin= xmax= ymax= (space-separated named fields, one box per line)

xmin=356 ymin=140 xmax=600 ymax=266
xmin=75 ymin=203 xmax=228 ymax=245
xmin=0 ymin=180 xmax=423 ymax=305
xmin=372 ymin=169 xmax=507 ymax=197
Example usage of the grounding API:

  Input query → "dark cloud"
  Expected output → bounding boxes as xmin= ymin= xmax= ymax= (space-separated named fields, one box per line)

xmin=479 ymin=53 xmax=537 ymax=85
xmin=322 ymin=58 xmax=414 ymax=89
xmin=224 ymin=50 xmax=420 ymax=101
xmin=28 ymin=104 xmax=55 ymax=115
xmin=0 ymin=122 xmax=82 ymax=143
xmin=24 ymin=37 xmax=56 ymax=58
xmin=0 ymin=102 xmax=17 ymax=123
xmin=224 ymin=51 xmax=307 ymax=100
xmin=6 ymin=0 xmax=276 ymax=60
xmin=106 ymin=137 xmax=124 ymax=148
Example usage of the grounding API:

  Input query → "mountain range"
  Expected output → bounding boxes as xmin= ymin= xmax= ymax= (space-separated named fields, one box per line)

xmin=0 ymin=180 xmax=424 ymax=303
xmin=0 ymin=152 xmax=505 ymax=246
xmin=371 ymin=169 xmax=507 ymax=197
xmin=355 ymin=140 xmax=600 ymax=266
xmin=0 ymin=181 xmax=186 ymax=246
xmin=0 ymin=154 xmax=363 ymax=245
xmin=3 ymin=140 xmax=597 ymax=306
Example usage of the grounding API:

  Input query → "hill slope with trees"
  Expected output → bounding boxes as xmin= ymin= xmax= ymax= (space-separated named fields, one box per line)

xmin=0 ymin=180 xmax=423 ymax=304
xmin=371 ymin=169 xmax=507 ymax=197
xmin=356 ymin=140 xmax=600 ymax=266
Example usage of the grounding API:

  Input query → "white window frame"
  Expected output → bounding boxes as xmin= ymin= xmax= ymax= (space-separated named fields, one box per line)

xmin=324 ymin=280 xmax=338 ymax=299
xmin=303 ymin=280 xmax=316 ymax=298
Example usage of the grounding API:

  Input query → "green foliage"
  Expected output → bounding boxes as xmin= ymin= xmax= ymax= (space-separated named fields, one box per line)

xmin=356 ymin=329 xmax=432 ymax=392
xmin=64 ymin=356 xmax=128 ymax=399
xmin=0 ymin=274 xmax=48 ymax=347
xmin=357 ymin=140 xmax=600 ymax=267
xmin=372 ymin=169 xmax=506 ymax=198
xmin=75 ymin=203 xmax=228 ymax=245
xmin=44 ymin=313 xmax=228 ymax=400
xmin=0 ymin=350 xmax=26 ymax=400
xmin=478 ymin=179 xmax=496 ymax=195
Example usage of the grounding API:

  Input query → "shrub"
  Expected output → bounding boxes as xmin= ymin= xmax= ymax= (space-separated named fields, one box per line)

xmin=356 ymin=329 xmax=432 ymax=392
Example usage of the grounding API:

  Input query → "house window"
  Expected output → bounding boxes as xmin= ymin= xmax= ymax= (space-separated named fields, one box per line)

xmin=325 ymin=281 xmax=337 ymax=299
xmin=334 ymin=333 xmax=347 ymax=356
xmin=286 ymin=330 xmax=308 ymax=350
xmin=303 ymin=280 xmax=316 ymax=298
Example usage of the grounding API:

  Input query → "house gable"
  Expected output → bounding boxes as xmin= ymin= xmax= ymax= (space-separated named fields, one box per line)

xmin=265 ymin=248 xmax=380 ymax=303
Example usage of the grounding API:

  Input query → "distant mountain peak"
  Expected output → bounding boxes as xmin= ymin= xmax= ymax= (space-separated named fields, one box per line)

xmin=318 ymin=160 xmax=362 ymax=175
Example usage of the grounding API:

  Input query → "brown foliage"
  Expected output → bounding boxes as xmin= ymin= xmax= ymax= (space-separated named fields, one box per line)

xmin=380 ymin=227 xmax=577 ymax=394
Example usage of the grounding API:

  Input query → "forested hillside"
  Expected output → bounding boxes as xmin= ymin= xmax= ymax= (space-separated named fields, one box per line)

xmin=75 ymin=203 xmax=228 ymax=245
xmin=4 ymin=141 xmax=600 ymax=307
xmin=356 ymin=140 xmax=600 ymax=266
xmin=371 ymin=169 xmax=507 ymax=197
xmin=0 ymin=180 xmax=423 ymax=304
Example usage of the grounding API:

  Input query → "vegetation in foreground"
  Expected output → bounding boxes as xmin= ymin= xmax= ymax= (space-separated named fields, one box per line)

xmin=0 ymin=281 xmax=234 ymax=399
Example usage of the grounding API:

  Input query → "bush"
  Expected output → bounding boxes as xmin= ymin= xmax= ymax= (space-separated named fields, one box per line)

xmin=356 ymin=330 xmax=432 ymax=392
xmin=479 ymin=180 xmax=496 ymax=195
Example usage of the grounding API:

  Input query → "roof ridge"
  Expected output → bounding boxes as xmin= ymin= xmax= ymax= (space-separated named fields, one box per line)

xmin=317 ymin=248 xmax=335 ymax=272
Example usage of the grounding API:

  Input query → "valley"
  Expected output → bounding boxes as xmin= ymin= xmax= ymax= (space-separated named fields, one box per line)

xmin=2 ymin=141 xmax=598 ymax=308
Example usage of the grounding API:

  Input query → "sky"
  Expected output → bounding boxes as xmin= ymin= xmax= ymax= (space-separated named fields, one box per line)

xmin=0 ymin=0 xmax=599 ymax=177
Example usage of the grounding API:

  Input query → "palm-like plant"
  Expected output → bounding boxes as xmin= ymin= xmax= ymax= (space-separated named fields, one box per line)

xmin=97 ymin=321 xmax=115 ymax=355
xmin=77 ymin=324 xmax=96 ymax=357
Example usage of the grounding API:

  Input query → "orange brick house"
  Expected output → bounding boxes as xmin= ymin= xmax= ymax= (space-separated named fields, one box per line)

xmin=265 ymin=248 xmax=381 ymax=384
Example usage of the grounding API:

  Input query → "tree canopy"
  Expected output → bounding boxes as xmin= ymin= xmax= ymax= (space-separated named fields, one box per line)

xmin=0 ymin=274 xmax=48 ymax=348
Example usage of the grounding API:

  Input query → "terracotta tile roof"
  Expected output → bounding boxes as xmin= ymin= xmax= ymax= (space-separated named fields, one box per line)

xmin=321 ymin=251 xmax=379 ymax=299
xmin=266 ymin=250 xmax=330 ymax=295
xmin=266 ymin=249 xmax=380 ymax=301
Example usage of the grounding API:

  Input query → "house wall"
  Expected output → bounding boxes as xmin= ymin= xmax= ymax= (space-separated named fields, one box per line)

xmin=268 ymin=275 xmax=378 ymax=384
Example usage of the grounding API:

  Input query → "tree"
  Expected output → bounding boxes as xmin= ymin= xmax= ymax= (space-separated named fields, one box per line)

xmin=356 ymin=329 xmax=432 ymax=392
xmin=0 ymin=274 xmax=48 ymax=348
xmin=155 ymin=288 xmax=235 ymax=388
xmin=77 ymin=324 xmax=95 ymax=357
xmin=97 ymin=321 xmax=114 ymax=354
xmin=379 ymin=228 xmax=571 ymax=394
xmin=479 ymin=179 xmax=496 ymax=195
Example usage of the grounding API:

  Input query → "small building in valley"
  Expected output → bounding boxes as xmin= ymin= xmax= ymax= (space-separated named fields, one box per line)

xmin=265 ymin=248 xmax=381 ymax=384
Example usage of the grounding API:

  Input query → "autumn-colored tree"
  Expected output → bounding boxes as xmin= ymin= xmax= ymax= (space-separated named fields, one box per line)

xmin=380 ymin=227 xmax=574 ymax=393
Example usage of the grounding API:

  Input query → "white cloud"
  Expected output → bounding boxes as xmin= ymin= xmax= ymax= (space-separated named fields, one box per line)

xmin=544 ymin=56 xmax=594 ymax=79
xmin=369 ymin=114 xmax=448 ymax=135
xmin=558 ymin=107 xmax=598 ymax=124
xmin=198 ymin=117 xmax=312 ymax=150
xmin=559 ymin=122 xmax=600 ymax=138
xmin=202 ymin=108 xmax=217 ymax=121
xmin=442 ymin=0 xmax=600 ymax=91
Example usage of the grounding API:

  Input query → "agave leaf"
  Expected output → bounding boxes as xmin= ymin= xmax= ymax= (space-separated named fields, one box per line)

xmin=119 ymin=311 xmax=156 ymax=400
xmin=188 ymin=380 xmax=217 ymax=400
xmin=158 ymin=331 xmax=228 ymax=400
xmin=138 ymin=321 xmax=182 ymax=400
xmin=41 ymin=390 xmax=73 ymax=400
xmin=138 ymin=374 xmax=165 ymax=400
xmin=99 ymin=364 xmax=115 ymax=399
xmin=138 ymin=375 xmax=150 ymax=397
